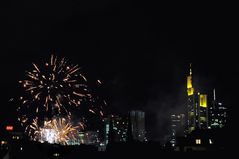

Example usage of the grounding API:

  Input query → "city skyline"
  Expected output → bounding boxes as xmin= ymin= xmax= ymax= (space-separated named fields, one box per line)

xmin=0 ymin=54 xmax=232 ymax=157
xmin=0 ymin=1 xmax=234 ymax=157
xmin=0 ymin=58 xmax=231 ymax=143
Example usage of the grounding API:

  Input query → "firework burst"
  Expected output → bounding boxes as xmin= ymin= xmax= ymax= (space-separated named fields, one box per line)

xmin=18 ymin=55 xmax=94 ymax=121
xmin=17 ymin=54 xmax=107 ymax=143
xmin=27 ymin=117 xmax=80 ymax=145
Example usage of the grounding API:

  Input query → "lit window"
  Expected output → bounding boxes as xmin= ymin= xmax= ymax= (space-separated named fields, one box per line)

xmin=209 ymin=139 xmax=213 ymax=144
xmin=1 ymin=141 xmax=7 ymax=145
xmin=196 ymin=139 xmax=201 ymax=145
xmin=53 ymin=153 xmax=60 ymax=157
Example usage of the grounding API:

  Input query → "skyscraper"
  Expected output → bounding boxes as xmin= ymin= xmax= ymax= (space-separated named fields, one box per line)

xmin=106 ymin=116 xmax=128 ymax=143
xmin=209 ymin=89 xmax=227 ymax=128
xmin=130 ymin=110 xmax=146 ymax=142
xmin=170 ymin=114 xmax=185 ymax=146
xmin=186 ymin=64 xmax=196 ymax=133
xmin=103 ymin=117 xmax=110 ymax=145
xmin=112 ymin=116 xmax=128 ymax=142
xmin=198 ymin=94 xmax=208 ymax=129
xmin=186 ymin=64 xmax=208 ymax=134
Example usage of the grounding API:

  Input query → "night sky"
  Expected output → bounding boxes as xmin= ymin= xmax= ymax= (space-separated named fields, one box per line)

xmin=0 ymin=1 xmax=235 ymax=141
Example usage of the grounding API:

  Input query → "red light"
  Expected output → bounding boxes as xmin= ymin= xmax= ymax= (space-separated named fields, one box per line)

xmin=6 ymin=126 xmax=14 ymax=131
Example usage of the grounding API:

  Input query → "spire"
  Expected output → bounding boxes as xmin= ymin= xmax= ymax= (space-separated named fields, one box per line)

xmin=187 ymin=63 xmax=194 ymax=95
xmin=189 ymin=63 xmax=192 ymax=75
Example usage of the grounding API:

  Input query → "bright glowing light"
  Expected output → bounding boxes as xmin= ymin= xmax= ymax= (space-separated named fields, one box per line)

xmin=196 ymin=139 xmax=201 ymax=145
xmin=28 ymin=117 xmax=80 ymax=145
xmin=209 ymin=139 xmax=213 ymax=144
xmin=42 ymin=129 xmax=57 ymax=144
xmin=6 ymin=126 xmax=14 ymax=131
xmin=53 ymin=153 xmax=60 ymax=157
xmin=199 ymin=94 xmax=207 ymax=107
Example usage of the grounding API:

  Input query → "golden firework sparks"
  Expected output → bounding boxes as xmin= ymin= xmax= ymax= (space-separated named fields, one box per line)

xmin=35 ymin=117 xmax=79 ymax=145
xmin=19 ymin=55 xmax=92 ymax=117
xmin=17 ymin=54 xmax=107 ymax=143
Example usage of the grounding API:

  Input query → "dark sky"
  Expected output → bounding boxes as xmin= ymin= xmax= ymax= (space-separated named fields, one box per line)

xmin=0 ymin=1 xmax=236 ymax=141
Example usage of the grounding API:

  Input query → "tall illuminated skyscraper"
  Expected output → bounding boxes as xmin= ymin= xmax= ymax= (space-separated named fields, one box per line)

xmin=186 ymin=64 xmax=196 ymax=133
xmin=186 ymin=64 xmax=208 ymax=134
xmin=209 ymin=89 xmax=227 ymax=128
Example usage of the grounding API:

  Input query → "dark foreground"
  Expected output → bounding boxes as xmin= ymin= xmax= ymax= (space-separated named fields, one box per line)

xmin=0 ymin=140 xmax=229 ymax=159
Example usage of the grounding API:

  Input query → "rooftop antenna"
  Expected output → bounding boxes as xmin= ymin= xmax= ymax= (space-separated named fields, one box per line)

xmin=213 ymin=88 xmax=216 ymax=101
